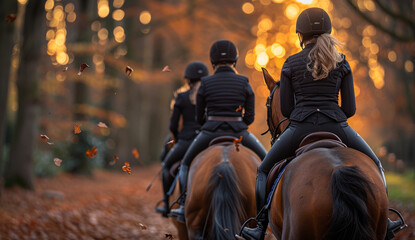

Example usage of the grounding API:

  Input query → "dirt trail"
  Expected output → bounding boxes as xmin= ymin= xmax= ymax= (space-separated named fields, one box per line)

xmin=0 ymin=164 xmax=177 ymax=240
xmin=0 ymin=164 xmax=413 ymax=239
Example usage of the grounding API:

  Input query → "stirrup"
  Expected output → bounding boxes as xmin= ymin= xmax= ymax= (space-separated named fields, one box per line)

xmin=170 ymin=205 xmax=185 ymax=223
xmin=385 ymin=208 xmax=408 ymax=240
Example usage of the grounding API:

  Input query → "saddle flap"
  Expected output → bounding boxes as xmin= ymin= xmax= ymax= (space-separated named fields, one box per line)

xmin=208 ymin=136 xmax=239 ymax=147
xmin=266 ymin=159 xmax=289 ymax=194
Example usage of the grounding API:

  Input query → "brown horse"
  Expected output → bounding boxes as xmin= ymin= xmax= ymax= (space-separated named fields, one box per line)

xmin=185 ymin=141 xmax=260 ymax=240
xmin=262 ymin=68 xmax=389 ymax=240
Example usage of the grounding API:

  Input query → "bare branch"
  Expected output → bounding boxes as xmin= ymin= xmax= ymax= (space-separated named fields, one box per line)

xmin=345 ymin=0 xmax=415 ymax=42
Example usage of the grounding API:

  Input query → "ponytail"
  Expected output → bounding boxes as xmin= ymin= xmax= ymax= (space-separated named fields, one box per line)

xmin=307 ymin=33 xmax=343 ymax=80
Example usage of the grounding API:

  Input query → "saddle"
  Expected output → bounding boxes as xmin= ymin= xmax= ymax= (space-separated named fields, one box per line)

xmin=266 ymin=132 xmax=347 ymax=195
xmin=208 ymin=136 xmax=239 ymax=146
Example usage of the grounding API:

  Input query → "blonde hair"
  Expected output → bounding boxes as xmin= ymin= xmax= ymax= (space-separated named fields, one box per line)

xmin=307 ymin=34 xmax=343 ymax=80
xmin=189 ymin=81 xmax=201 ymax=105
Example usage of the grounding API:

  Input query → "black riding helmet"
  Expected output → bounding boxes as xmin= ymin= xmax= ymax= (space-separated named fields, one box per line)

xmin=209 ymin=40 xmax=239 ymax=67
xmin=184 ymin=61 xmax=209 ymax=83
xmin=296 ymin=8 xmax=331 ymax=38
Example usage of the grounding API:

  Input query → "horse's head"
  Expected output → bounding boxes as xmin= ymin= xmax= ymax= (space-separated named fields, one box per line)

xmin=262 ymin=68 xmax=289 ymax=145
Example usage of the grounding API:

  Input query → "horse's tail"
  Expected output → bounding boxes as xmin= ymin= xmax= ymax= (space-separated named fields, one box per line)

xmin=324 ymin=165 xmax=375 ymax=240
xmin=206 ymin=161 xmax=247 ymax=240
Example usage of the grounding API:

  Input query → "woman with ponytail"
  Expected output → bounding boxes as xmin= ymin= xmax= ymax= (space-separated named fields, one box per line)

xmin=241 ymin=8 xmax=397 ymax=240
xmin=155 ymin=61 xmax=208 ymax=217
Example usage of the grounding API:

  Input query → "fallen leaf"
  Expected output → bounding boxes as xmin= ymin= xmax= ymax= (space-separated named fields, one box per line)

xmin=122 ymin=162 xmax=131 ymax=174
xmin=40 ymin=134 xmax=50 ymax=142
xmin=235 ymin=105 xmax=242 ymax=112
xmin=109 ymin=155 xmax=118 ymax=166
xmin=162 ymin=65 xmax=171 ymax=72
xmin=77 ymin=63 xmax=89 ymax=76
xmin=233 ymin=136 xmax=243 ymax=152
xmin=138 ymin=223 xmax=147 ymax=230
xmin=125 ymin=66 xmax=134 ymax=76
xmin=165 ymin=233 xmax=174 ymax=239
xmin=97 ymin=122 xmax=108 ymax=128
xmin=132 ymin=148 xmax=139 ymax=159
xmin=63 ymin=66 xmax=68 ymax=72
xmin=86 ymin=146 xmax=98 ymax=159
xmin=53 ymin=158 xmax=63 ymax=167
xmin=167 ymin=140 xmax=175 ymax=150
xmin=74 ymin=124 xmax=81 ymax=134
xmin=5 ymin=14 xmax=16 ymax=22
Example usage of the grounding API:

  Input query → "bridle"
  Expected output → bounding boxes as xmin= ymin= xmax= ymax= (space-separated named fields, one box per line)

xmin=261 ymin=81 xmax=288 ymax=146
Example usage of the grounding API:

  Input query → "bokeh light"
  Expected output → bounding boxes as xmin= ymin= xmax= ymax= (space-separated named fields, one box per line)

xmin=139 ymin=11 xmax=152 ymax=24
xmin=285 ymin=4 xmax=300 ymax=20
xmin=98 ymin=0 xmax=110 ymax=18
xmin=242 ymin=2 xmax=255 ymax=14
xmin=405 ymin=60 xmax=414 ymax=73
xmin=112 ymin=9 xmax=125 ymax=21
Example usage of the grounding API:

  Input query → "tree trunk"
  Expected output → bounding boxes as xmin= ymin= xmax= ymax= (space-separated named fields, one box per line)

xmin=68 ymin=0 xmax=95 ymax=175
xmin=0 ymin=0 xmax=18 ymax=196
xmin=5 ymin=0 xmax=45 ymax=189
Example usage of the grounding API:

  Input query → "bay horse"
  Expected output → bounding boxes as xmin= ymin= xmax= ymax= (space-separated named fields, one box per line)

xmin=261 ymin=68 xmax=389 ymax=240
xmin=185 ymin=139 xmax=260 ymax=240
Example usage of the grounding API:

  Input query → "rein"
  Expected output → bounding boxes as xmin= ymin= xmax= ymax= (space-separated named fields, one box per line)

xmin=261 ymin=82 xmax=288 ymax=145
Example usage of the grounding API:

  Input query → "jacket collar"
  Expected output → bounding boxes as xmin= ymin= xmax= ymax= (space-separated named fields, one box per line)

xmin=304 ymin=42 xmax=315 ymax=50
xmin=214 ymin=66 xmax=235 ymax=74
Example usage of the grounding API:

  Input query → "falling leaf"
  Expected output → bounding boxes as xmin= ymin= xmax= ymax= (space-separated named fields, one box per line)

xmin=63 ymin=66 xmax=68 ymax=72
xmin=86 ymin=146 xmax=98 ymax=159
xmin=138 ymin=223 xmax=147 ymax=230
xmin=47 ymin=142 xmax=55 ymax=145
xmin=125 ymin=66 xmax=134 ymax=76
xmin=40 ymin=134 xmax=50 ymax=142
xmin=165 ymin=234 xmax=174 ymax=239
xmin=132 ymin=148 xmax=139 ymax=159
xmin=53 ymin=158 xmax=63 ymax=167
xmin=235 ymin=105 xmax=242 ymax=112
xmin=74 ymin=124 xmax=81 ymax=134
xmin=217 ymin=173 xmax=223 ymax=178
xmin=122 ymin=162 xmax=131 ymax=174
xmin=97 ymin=122 xmax=108 ymax=128
xmin=5 ymin=14 xmax=16 ymax=22
xmin=109 ymin=155 xmax=118 ymax=166
xmin=77 ymin=63 xmax=90 ymax=76
xmin=233 ymin=136 xmax=243 ymax=152
xmin=162 ymin=65 xmax=171 ymax=72
xmin=167 ymin=140 xmax=175 ymax=149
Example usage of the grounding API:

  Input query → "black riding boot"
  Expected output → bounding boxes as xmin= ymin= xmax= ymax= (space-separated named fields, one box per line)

xmin=170 ymin=164 xmax=188 ymax=223
xmin=155 ymin=168 xmax=170 ymax=217
xmin=241 ymin=170 xmax=269 ymax=240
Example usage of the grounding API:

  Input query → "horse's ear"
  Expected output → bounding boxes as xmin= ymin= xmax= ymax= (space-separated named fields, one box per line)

xmin=261 ymin=68 xmax=276 ymax=91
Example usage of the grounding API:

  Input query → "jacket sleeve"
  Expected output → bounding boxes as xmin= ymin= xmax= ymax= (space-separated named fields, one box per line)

xmin=196 ymin=81 xmax=206 ymax=125
xmin=243 ymin=82 xmax=255 ymax=125
xmin=340 ymin=60 xmax=356 ymax=118
xmin=169 ymin=95 xmax=182 ymax=140
xmin=280 ymin=61 xmax=295 ymax=118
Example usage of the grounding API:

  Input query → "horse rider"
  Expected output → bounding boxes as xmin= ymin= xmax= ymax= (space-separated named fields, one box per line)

xmin=241 ymin=7 xmax=401 ymax=240
xmin=155 ymin=61 xmax=209 ymax=217
xmin=170 ymin=40 xmax=267 ymax=222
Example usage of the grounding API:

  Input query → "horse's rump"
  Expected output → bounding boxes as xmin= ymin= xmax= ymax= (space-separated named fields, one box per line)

xmin=270 ymin=147 xmax=388 ymax=240
xmin=186 ymin=144 xmax=259 ymax=240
